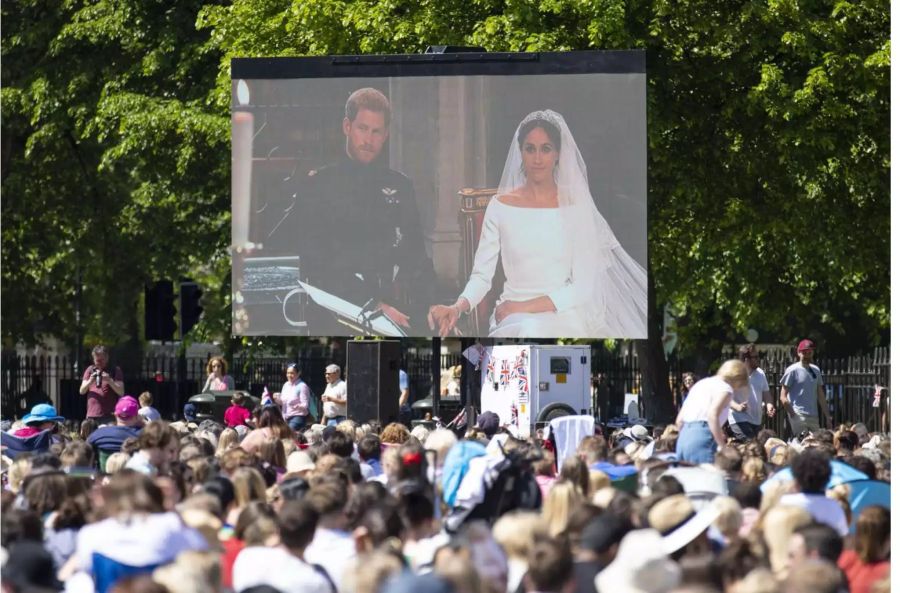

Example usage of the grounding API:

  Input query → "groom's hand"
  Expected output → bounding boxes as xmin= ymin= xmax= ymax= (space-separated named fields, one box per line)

xmin=379 ymin=303 xmax=410 ymax=328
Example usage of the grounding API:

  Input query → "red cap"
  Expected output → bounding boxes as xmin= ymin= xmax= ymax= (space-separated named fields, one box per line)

xmin=797 ymin=339 xmax=816 ymax=352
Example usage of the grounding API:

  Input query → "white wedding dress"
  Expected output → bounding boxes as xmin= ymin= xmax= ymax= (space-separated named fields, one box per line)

xmin=459 ymin=200 xmax=585 ymax=337
xmin=457 ymin=109 xmax=648 ymax=339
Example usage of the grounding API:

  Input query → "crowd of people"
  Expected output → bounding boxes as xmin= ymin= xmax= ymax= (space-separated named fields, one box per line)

xmin=0 ymin=384 xmax=891 ymax=593
xmin=0 ymin=338 xmax=891 ymax=593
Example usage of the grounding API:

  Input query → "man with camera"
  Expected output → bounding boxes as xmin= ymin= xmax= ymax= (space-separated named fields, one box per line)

xmin=79 ymin=345 xmax=124 ymax=424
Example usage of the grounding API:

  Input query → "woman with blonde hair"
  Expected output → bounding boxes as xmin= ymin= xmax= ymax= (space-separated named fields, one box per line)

xmin=104 ymin=452 xmax=130 ymax=474
xmin=761 ymin=504 xmax=813 ymax=580
xmin=675 ymin=359 xmax=749 ymax=464
xmin=216 ymin=428 xmax=240 ymax=457
xmin=493 ymin=511 xmax=548 ymax=593
xmin=741 ymin=456 xmax=767 ymax=483
xmin=202 ymin=356 xmax=234 ymax=392
xmin=541 ymin=480 xmax=583 ymax=538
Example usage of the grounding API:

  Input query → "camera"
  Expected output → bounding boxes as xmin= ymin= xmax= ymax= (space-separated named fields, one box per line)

xmin=93 ymin=368 xmax=103 ymax=388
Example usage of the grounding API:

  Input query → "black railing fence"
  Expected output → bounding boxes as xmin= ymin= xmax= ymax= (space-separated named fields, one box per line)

xmin=1 ymin=346 xmax=889 ymax=435
xmin=0 ymin=348 xmax=462 ymax=423
xmin=591 ymin=345 xmax=890 ymax=434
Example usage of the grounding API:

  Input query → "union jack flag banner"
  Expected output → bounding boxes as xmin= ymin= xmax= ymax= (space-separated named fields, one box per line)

xmin=499 ymin=360 xmax=511 ymax=387
xmin=514 ymin=349 xmax=529 ymax=396
xmin=485 ymin=356 xmax=496 ymax=384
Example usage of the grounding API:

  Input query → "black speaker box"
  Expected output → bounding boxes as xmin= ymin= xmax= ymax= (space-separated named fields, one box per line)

xmin=346 ymin=340 xmax=401 ymax=424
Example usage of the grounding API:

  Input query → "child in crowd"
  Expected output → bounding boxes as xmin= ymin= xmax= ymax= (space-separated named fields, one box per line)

xmin=225 ymin=392 xmax=253 ymax=428
xmin=138 ymin=391 xmax=162 ymax=422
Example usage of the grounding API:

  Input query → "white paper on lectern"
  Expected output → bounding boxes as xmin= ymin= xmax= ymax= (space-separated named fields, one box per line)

xmin=298 ymin=281 xmax=407 ymax=337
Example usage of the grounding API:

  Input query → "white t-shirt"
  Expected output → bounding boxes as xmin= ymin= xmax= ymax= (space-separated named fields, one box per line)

xmin=679 ymin=376 xmax=734 ymax=426
xmin=233 ymin=546 xmax=332 ymax=593
xmin=304 ymin=527 xmax=356 ymax=590
xmin=729 ymin=367 xmax=769 ymax=426
xmin=779 ymin=492 xmax=849 ymax=536
xmin=322 ymin=380 xmax=347 ymax=419
xmin=138 ymin=406 xmax=161 ymax=422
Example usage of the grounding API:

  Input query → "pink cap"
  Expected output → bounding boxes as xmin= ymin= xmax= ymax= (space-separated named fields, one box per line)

xmin=115 ymin=395 xmax=140 ymax=419
xmin=797 ymin=339 xmax=816 ymax=352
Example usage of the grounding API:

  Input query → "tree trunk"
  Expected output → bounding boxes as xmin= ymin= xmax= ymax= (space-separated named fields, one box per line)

xmin=636 ymin=266 xmax=674 ymax=424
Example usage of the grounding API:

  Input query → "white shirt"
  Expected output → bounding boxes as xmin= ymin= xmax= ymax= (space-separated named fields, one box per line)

xmin=138 ymin=406 xmax=161 ymax=422
xmin=779 ymin=492 xmax=849 ymax=536
xmin=304 ymin=527 xmax=356 ymax=590
xmin=679 ymin=376 xmax=734 ymax=426
xmin=233 ymin=546 xmax=332 ymax=593
xmin=124 ymin=450 xmax=156 ymax=475
xmin=322 ymin=380 xmax=347 ymax=419
xmin=75 ymin=512 xmax=207 ymax=570
xmin=729 ymin=367 xmax=769 ymax=426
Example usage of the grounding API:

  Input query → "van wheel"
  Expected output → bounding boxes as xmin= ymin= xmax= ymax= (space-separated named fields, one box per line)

xmin=537 ymin=403 xmax=577 ymax=423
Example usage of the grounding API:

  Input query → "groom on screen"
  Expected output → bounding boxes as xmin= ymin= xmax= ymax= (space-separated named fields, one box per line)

xmin=297 ymin=87 xmax=433 ymax=333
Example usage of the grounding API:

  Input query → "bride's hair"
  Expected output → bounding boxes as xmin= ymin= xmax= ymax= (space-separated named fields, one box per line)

xmin=517 ymin=117 xmax=562 ymax=151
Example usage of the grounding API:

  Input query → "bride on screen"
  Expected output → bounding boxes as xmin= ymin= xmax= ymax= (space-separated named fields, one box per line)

xmin=428 ymin=109 xmax=647 ymax=338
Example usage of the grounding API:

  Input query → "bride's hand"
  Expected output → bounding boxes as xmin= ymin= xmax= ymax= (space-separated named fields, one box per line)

xmin=428 ymin=305 xmax=459 ymax=337
xmin=494 ymin=301 xmax=521 ymax=324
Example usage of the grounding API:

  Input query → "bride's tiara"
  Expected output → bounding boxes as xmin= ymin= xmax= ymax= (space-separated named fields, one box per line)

xmin=519 ymin=109 xmax=565 ymax=129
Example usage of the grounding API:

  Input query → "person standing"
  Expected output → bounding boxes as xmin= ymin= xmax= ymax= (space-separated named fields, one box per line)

xmin=78 ymin=345 xmax=124 ymax=424
xmin=398 ymin=367 xmax=411 ymax=425
xmin=274 ymin=363 xmax=310 ymax=432
xmin=675 ymin=359 xmax=749 ymax=464
xmin=780 ymin=339 xmax=832 ymax=435
xmin=202 ymin=356 xmax=234 ymax=392
xmin=728 ymin=344 xmax=775 ymax=441
xmin=321 ymin=364 xmax=347 ymax=426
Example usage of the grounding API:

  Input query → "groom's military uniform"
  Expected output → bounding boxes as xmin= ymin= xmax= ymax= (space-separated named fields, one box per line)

xmin=296 ymin=155 xmax=433 ymax=331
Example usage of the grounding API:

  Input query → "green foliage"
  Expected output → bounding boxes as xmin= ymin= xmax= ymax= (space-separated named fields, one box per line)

xmin=2 ymin=0 xmax=229 ymax=347
xmin=2 ymin=0 xmax=888 ymax=359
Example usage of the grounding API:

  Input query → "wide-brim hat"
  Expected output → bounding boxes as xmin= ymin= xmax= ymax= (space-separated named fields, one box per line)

xmin=286 ymin=451 xmax=315 ymax=474
xmin=594 ymin=529 xmax=681 ymax=593
xmin=21 ymin=403 xmax=64 ymax=425
xmin=660 ymin=503 xmax=720 ymax=555
xmin=622 ymin=424 xmax=651 ymax=443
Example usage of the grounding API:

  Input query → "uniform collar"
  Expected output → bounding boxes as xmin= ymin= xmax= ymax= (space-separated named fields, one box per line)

xmin=340 ymin=152 xmax=383 ymax=172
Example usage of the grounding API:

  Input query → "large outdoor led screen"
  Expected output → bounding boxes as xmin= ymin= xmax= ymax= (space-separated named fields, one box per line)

xmin=232 ymin=51 xmax=647 ymax=339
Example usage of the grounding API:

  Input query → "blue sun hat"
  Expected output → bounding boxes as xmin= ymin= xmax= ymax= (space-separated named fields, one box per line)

xmin=21 ymin=403 xmax=65 ymax=425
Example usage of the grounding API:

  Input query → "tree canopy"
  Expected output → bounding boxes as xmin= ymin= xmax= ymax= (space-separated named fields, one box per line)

xmin=2 ymin=0 xmax=889 ymax=371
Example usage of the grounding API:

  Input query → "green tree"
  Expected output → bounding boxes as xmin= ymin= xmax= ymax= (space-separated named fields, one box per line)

xmin=2 ymin=0 xmax=887 ymax=423
xmin=2 ymin=0 xmax=230 ymax=356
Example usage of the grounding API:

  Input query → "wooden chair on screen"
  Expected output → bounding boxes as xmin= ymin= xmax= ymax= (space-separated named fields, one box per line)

xmin=458 ymin=188 xmax=505 ymax=335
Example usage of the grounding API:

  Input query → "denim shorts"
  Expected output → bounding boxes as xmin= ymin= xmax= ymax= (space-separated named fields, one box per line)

xmin=286 ymin=415 xmax=307 ymax=432
xmin=676 ymin=421 xmax=717 ymax=465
